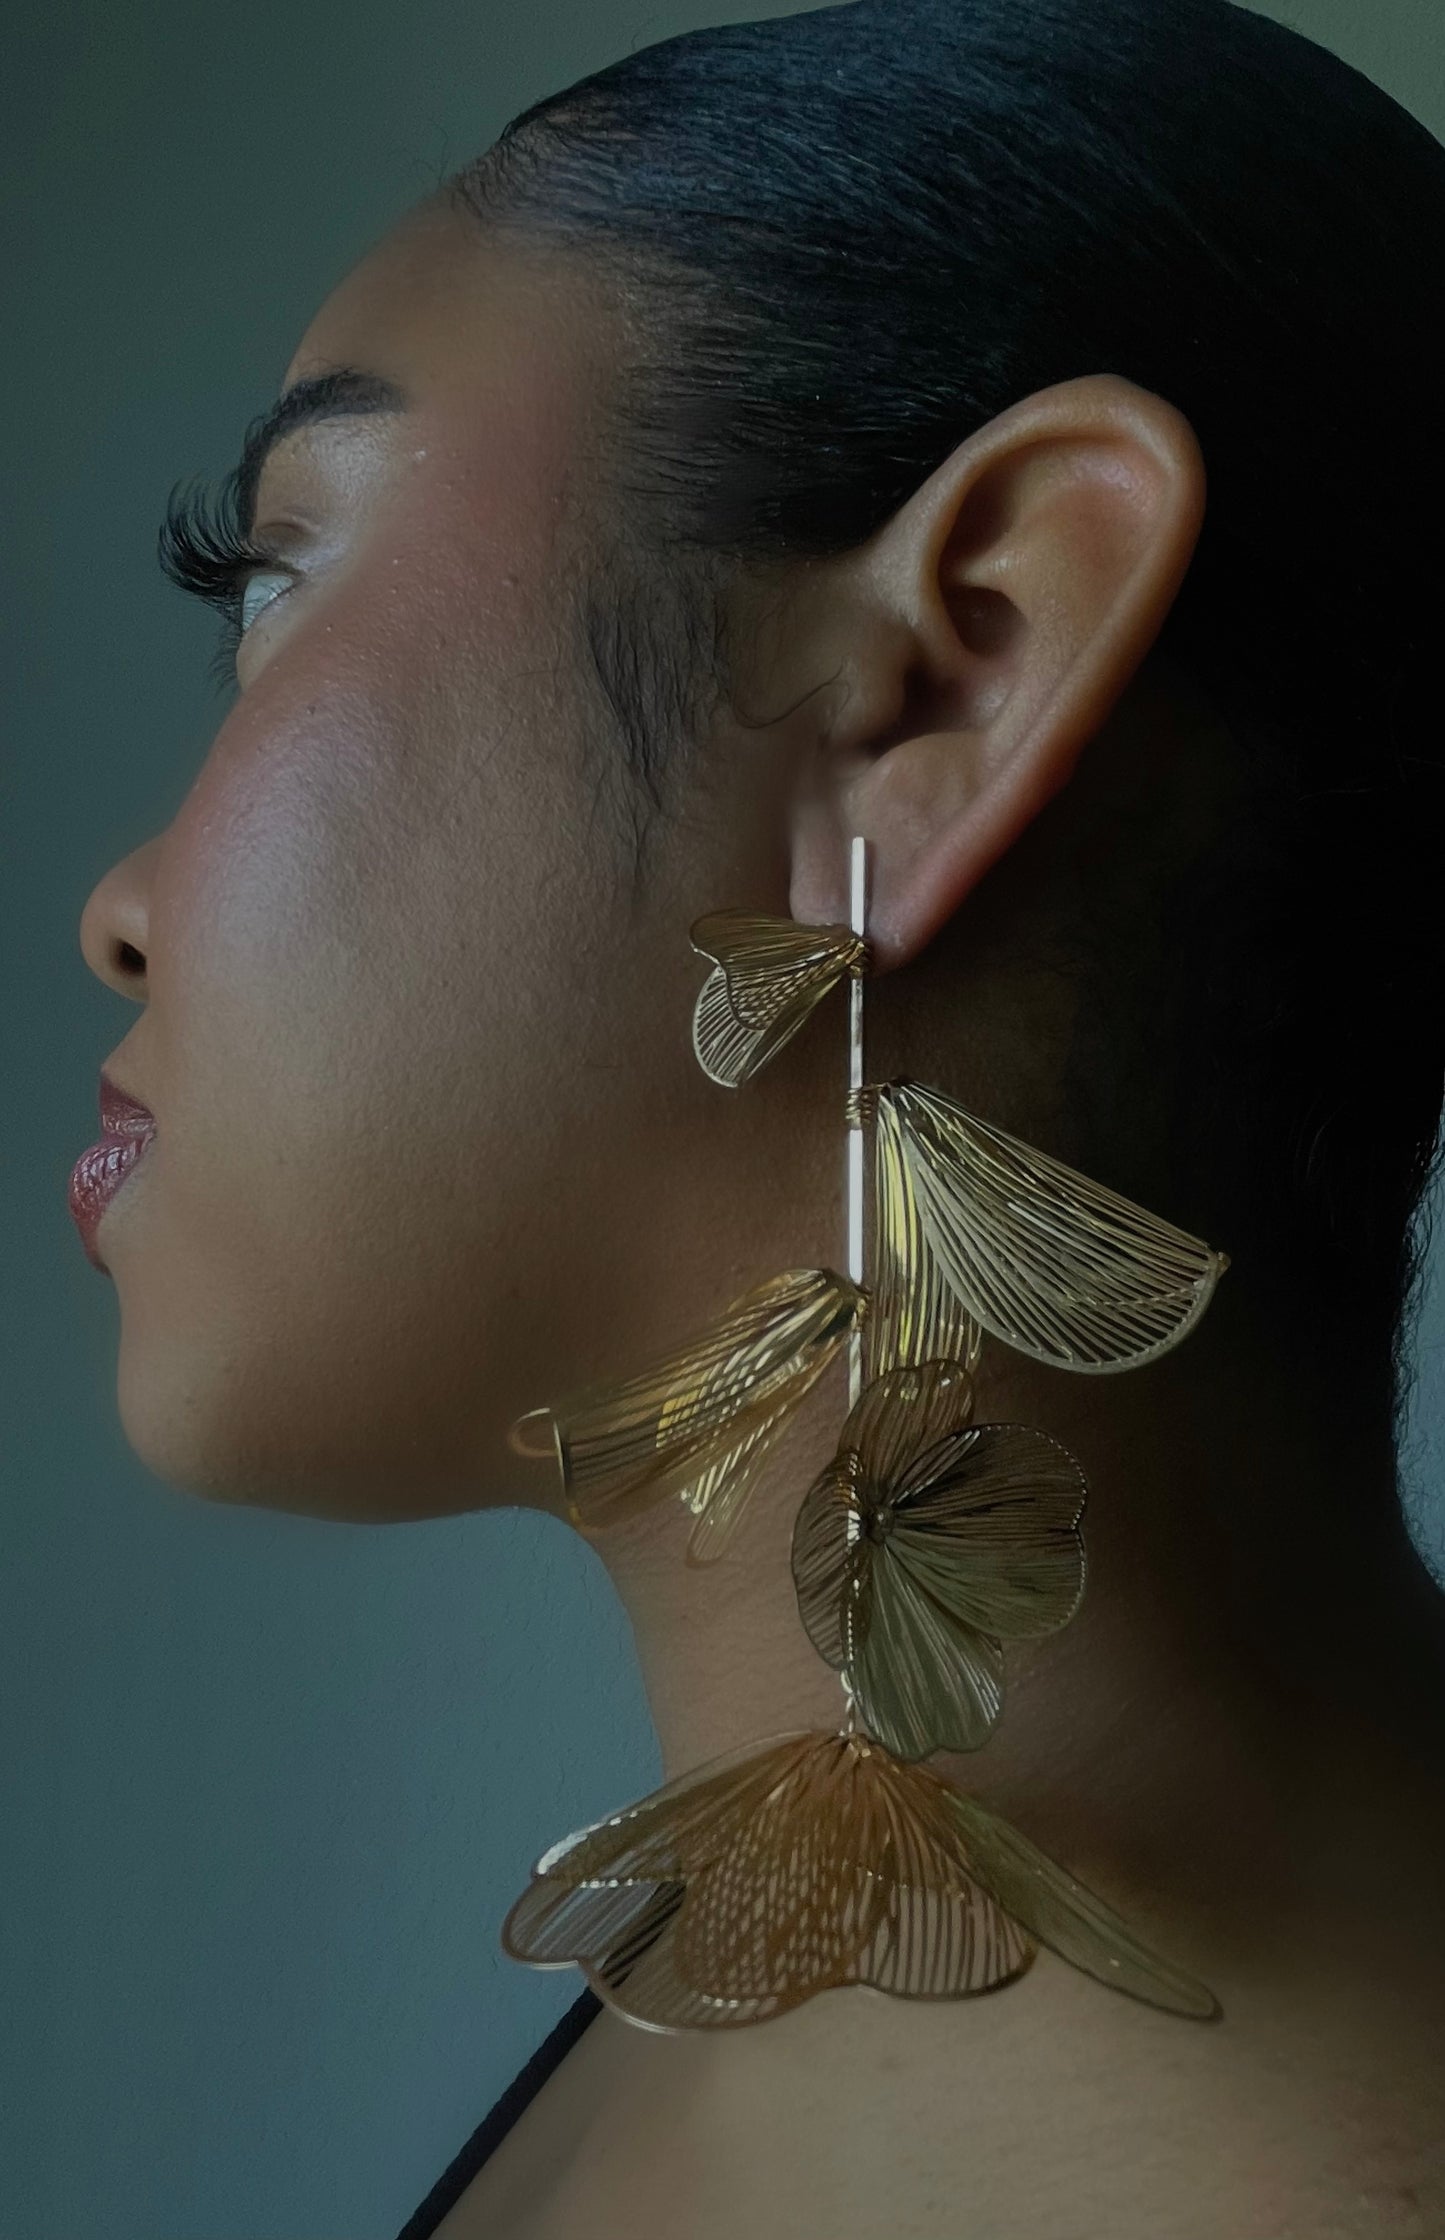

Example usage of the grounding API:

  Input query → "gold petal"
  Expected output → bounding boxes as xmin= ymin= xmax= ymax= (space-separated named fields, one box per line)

xmin=680 ymin=1401 xmax=796 ymax=1567
xmin=690 ymin=910 xmax=866 ymax=1086
xmin=791 ymin=1461 xmax=869 ymax=1672
xmin=843 ymin=1356 xmax=978 ymax=1486
xmin=674 ymin=1739 xmax=889 ymax=1999
xmin=885 ymin=1424 xmax=1087 ymax=1642
xmin=515 ymin=1267 xmax=860 ymax=1543
xmin=886 ymin=1080 xmax=1229 ymax=1371
xmin=507 ymin=1874 xmax=800 ymax=2030
xmin=527 ymin=1732 xmax=823 ymax=1890
xmin=856 ymin=1749 xmax=1035 ymax=1995
xmin=865 ymin=1086 xmax=983 ymax=1380
xmin=504 ymin=1731 xmax=1213 ymax=2029
xmin=941 ymin=1785 xmax=1222 ymax=2019
xmin=791 ymin=1366 xmax=1087 ymax=1759
xmin=587 ymin=1915 xmax=799 ymax=2032
xmin=502 ymin=1872 xmax=681 ymax=1968
xmin=850 ymin=1562 xmax=1005 ymax=1758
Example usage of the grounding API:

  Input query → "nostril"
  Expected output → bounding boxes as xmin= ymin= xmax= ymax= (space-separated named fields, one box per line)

xmin=116 ymin=940 xmax=145 ymax=976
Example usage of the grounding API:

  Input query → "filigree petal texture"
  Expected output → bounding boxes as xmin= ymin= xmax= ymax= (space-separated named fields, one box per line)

xmin=514 ymin=1267 xmax=861 ymax=1551
xmin=865 ymin=1085 xmax=983 ymax=1380
xmin=884 ymin=1079 xmax=1229 ymax=1371
xmin=504 ymin=1731 xmax=1216 ymax=2031
xmin=691 ymin=910 xmax=866 ymax=1086
xmin=792 ymin=1363 xmax=1088 ymax=1759
xmin=940 ymin=1785 xmax=1222 ymax=2019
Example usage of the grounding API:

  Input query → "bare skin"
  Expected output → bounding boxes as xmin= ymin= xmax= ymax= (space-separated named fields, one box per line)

xmin=80 ymin=194 xmax=1445 ymax=2238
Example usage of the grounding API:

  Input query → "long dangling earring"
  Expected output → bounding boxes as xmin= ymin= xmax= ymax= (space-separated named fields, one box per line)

xmin=503 ymin=841 xmax=1228 ymax=2029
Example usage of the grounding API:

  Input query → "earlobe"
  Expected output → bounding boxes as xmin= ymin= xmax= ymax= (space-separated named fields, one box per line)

xmin=787 ymin=372 xmax=1207 ymax=965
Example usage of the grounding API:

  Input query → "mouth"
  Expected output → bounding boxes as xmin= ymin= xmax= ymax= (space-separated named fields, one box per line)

xmin=68 ymin=1072 xmax=157 ymax=1273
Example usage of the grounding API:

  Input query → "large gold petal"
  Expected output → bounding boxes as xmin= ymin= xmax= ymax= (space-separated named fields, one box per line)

xmin=588 ymin=1904 xmax=799 ymax=2031
xmin=849 ymin=1563 xmax=1005 ymax=1758
xmin=691 ymin=910 xmax=866 ymax=1086
xmin=865 ymin=1086 xmax=983 ymax=1380
xmin=885 ymin=1079 xmax=1229 ymax=1371
xmin=503 ymin=1731 xmax=1215 ymax=2029
xmin=844 ymin=1356 xmax=977 ymax=1485
xmin=525 ymin=1732 xmax=821 ymax=1890
xmin=857 ymin=1748 xmax=1035 ymax=1995
xmin=674 ymin=1738 xmax=890 ymax=2000
xmin=506 ymin=1875 xmax=800 ymax=2030
xmin=791 ymin=1461 xmax=868 ymax=1672
xmin=513 ymin=1267 xmax=861 ymax=1547
xmin=941 ymin=1784 xmax=1222 ymax=2019
xmin=884 ymin=1423 xmax=1087 ymax=1642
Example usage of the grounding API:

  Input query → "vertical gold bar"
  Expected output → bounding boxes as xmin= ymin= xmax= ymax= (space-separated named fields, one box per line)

xmin=846 ymin=835 xmax=867 ymax=1407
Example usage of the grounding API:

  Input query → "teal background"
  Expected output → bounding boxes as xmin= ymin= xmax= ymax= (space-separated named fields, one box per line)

xmin=4 ymin=4 xmax=1442 ymax=2235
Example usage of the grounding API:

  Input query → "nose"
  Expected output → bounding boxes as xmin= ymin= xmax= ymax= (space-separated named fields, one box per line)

xmin=79 ymin=835 xmax=161 ymax=1002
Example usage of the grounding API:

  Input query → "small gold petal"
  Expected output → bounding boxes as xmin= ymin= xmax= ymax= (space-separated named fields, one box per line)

xmin=691 ymin=910 xmax=867 ymax=1086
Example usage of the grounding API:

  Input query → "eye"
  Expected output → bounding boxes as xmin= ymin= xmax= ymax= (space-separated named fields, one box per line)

xmin=158 ymin=473 xmax=309 ymax=691
xmin=240 ymin=567 xmax=293 ymax=635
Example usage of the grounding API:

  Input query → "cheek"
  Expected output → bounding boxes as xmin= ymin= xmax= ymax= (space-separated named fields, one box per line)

xmin=110 ymin=567 xmax=678 ymax=1517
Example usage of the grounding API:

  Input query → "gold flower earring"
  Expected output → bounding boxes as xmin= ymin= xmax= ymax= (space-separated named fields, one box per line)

xmin=503 ymin=840 xmax=1229 ymax=2030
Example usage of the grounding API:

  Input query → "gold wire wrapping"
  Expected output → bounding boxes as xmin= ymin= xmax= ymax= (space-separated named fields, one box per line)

xmin=509 ymin=1267 xmax=863 ymax=1563
xmin=501 ymin=1729 xmax=1220 ymax=2029
xmin=791 ymin=1362 xmax=1088 ymax=1759
xmin=877 ymin=1079 xmax=1229 ymax=1371
xmin=691 ymin=910 xmax=870 ymax=1087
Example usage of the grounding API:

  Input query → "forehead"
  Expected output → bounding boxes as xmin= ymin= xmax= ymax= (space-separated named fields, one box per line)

xmin=279 ymin=192 xmax=618 ymax=470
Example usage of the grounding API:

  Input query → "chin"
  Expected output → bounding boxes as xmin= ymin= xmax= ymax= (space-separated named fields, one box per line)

xmin=112 ymin=1318 xmax=537 ymax=1522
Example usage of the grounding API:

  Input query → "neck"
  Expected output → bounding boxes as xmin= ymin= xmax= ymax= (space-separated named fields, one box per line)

xmin=486 ymin=1274 xmax=1445 ymax=2240
xmin=593 ymin=1266 xmax=1445 ymax=1944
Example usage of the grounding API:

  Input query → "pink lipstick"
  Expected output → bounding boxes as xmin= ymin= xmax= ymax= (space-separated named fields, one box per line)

xmin=69 ymin=1074 xmax=156 ymax=1272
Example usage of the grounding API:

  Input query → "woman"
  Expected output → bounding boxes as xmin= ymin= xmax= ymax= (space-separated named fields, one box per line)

xmin=70 ymin=0 xmax=1445 ymax=2232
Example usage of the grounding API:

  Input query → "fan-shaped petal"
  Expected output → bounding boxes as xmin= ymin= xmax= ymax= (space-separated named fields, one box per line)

xmin=883 ymin=1080 xmax=1229 ymax=1371
xmin=503 ymin=1730 xmax=1217 ymax=2031
xmin=691 ymin=910 xmax=866 ymax=1086
xmin=511 ymin=1267 xmax=861 ymax=1551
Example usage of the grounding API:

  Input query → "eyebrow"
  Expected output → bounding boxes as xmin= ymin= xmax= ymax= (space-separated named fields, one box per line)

xmin=231 ymin=366 xmax=407 ymax=536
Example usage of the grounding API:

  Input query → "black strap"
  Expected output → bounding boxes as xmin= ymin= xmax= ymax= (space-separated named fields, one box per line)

xmin=392 ymin=1987 xmax=603 ymax=2239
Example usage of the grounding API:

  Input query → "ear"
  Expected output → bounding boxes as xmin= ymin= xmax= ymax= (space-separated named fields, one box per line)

xmin=784 ymin=373 xmax=1206 ymax=967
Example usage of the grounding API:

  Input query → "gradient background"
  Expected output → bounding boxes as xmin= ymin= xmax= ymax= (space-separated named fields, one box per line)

xmin=5 ymin=3 xmax=1443 ymax=2234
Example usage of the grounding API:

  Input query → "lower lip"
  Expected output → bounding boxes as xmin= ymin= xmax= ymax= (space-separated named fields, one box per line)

xmin=68 ymin=1129 xmax=155 ymax=1270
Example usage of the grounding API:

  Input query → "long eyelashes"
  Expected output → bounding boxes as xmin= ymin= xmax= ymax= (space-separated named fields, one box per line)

xmin=157 ymin=471 xmax=278 ymax=691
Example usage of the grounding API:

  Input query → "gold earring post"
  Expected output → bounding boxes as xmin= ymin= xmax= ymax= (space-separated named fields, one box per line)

xmin=846 ymin=835 xmax=868 ymax=1410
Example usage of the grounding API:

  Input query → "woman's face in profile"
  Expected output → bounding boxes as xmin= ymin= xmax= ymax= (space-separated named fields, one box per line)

xmin=77 ymin=195 xmax=786 ymax=1522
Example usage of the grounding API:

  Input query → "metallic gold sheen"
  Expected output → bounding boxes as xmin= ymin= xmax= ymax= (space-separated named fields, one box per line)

xmin=501 ymin=1730 xmax=1220 ymax=2029
xmin=510 ymin=1267 xmax=863 ymax=1563
xmin=792 ymin=1362 xmax=1088 ymax=1759
xmin=691 ymin=910 xmax=869 ymax=1086
xmin=862 ymin=1084 xmax=983 ymax=1380
xmin=879 ymin=1079 xmax=1229 ymax=1371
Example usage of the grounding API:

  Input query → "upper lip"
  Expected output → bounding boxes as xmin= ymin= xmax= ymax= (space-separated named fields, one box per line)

xmin=98 ymin=1071 xmax=156 ymax=1138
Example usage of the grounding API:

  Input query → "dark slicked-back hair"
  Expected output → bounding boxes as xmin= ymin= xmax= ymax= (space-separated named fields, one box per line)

xmin=450 ymin=0 xmax=1445 ymax=1439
